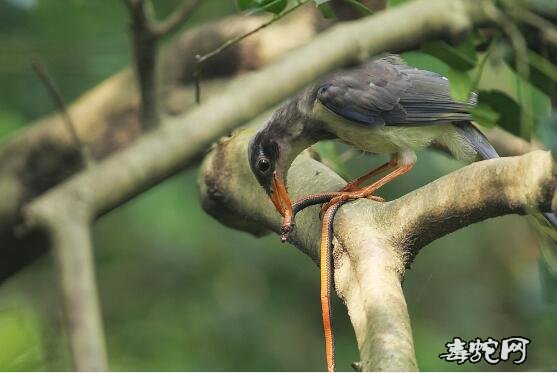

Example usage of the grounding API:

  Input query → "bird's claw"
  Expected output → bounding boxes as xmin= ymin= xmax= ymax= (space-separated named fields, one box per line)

xmin=368 ymin=195 xmax=384 ymax=202
xmin=320 ymin=193 xmax=384 ymax=214
xmin=279 ymin=191 xmax=384 ymax=243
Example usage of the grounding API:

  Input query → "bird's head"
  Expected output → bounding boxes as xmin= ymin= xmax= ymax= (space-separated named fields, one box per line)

xmin=247 ymin=91 xmax=329 ymax=223
xmin=248 ymin=125 xmax=293 ymax=220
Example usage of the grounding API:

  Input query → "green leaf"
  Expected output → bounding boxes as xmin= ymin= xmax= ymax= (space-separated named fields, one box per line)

xmin=317 ymin=2 xmax=335 ymax=18
xmin=505 ymin=49 xmax=557 ymax=97
xmin=400 ymin=51 xmax=450 ymax=76
xmin=472 ymin=30 xmax=490 ymax=51
xmin=0 ymin=307 xmax=44 ymax=371
xmin=526 ymin=50 xmax=557 ymax=97
xmin=313 ymin=141 xmax=350 ymax=180
xmin=537 ymin=111 xmax=557 ymax=152
xmin=471 ymin=102 xmax=500 ymax=128
xmin=446 ymin=68 xmax=472 ymax=102
xmin=479 ymin=52 xmax=551 ymax=132
xmin=236 ymin=0 xmax=255 ymax=11
xmin=0 ymin=111 xmax=24 ymax=144
xmin=258 ymin=0 xmax=287 ymax=14
xmin=539 ymin=254 xmax=557 ymax=304
xmin=237 ymin=0 xmax=287 ymax=14
xmin=421 ymin=35 xmax=477 ymax=71
xmin=343 ymin=0 xmax=373 ymax=15
xmin=526 ymin=0 xmax=557 ymax=19
xmin=477 ymin=90 xmax=534 ymax=137
xmin=388 ymin=0 xmax=409 ymax=6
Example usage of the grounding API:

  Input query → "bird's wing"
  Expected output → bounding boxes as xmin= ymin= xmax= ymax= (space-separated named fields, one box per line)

xmin=317 ymin=55 xmax=474 ymax=126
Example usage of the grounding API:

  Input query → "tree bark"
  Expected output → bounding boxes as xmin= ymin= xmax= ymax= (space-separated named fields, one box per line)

xmin=0 ymin=8 xmax=322 ymax=280
xmin=3 ymin=0 xmax=492 ymax=282
xmin=197 ymin=128 xmax=556 ymax=371
xmin=25 ymin=200 xmax=106 ymax=371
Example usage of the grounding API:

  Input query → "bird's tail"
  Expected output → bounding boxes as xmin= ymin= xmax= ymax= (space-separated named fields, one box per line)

xmin=454 ymin=121 xmax=557 ymax=229
xmin=453 ymin=121 xmax=499 ymax=159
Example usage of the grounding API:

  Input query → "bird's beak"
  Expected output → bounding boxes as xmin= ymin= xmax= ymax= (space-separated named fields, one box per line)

xmin=270 ymin=171 xmax=292 ymax=222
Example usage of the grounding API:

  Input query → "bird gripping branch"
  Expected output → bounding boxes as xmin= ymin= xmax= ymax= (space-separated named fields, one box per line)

xmin=247 ymin=54 xmax=556 ymax=371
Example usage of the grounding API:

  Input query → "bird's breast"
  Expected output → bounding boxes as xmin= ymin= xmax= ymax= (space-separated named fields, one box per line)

xmin=312 ymin=101 xmax=449 ymax=154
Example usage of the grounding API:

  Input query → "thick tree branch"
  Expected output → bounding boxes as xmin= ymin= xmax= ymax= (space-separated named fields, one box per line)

xmin=483 ymin=126 xmax=542 ymax=156
xmin=19 ymin=0 xmax=488 ymax=219
xmin=197 ymin=128 xmax=556 ymax=371
xmin=24 ymin=200 xmax=107 ymax=371
xmin=0 ymin=9 xmax=322 ymax=280
xmin=8 ymin=0 xmax=490 ymax=278
xmin=387 ymin=150 xmax=557 ymax=252
xmin=0 ymin=0 xmax=385 ymax=220
xmin=198 ymin=128 xmax=418 ymax=371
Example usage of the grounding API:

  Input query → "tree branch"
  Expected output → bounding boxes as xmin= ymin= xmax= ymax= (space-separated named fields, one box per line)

xmin=124 ymin=0 xmax=200 ymax=128
xmin=387 ymin=150 xmax=557 ymax=252
xmin=0 ymin=9 xmax=324 ymax=281
xmin=31 ymin=60 xmax=93 ymax=166
xmin=197 ymin=128 xmax=556 ymax=371
xmin=8 ymin=0 xmax=490 ymax=278
xmin=24 ymin=200 xmax=107 ymax=371
xmin=124 ymin=0 xmax=159 ymax=128
xmin=193 ymin=0 xmax=311 ymax=102
xmin=151 ymin=0 xmax=200 ymax=37
xmin=483 ymin=126 xmax=542 ymax=156
xmin=28 ymin=0 xmax=488 ymax=219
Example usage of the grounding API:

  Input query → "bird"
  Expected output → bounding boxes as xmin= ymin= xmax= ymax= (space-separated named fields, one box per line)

xmin=247 ymin=54 xmax=556 ymax=372
xmin=248 ymin=54 xmax=557 ymax=232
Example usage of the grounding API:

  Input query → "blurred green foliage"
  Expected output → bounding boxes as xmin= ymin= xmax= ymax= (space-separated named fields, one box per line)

xmin=236 ymin=0 xmax=373 ymax=19
xmin=0 ymin=305 xmax=43 ymax=371
xmin=0 ymin=0 xmax=556 ymax=371
xmin=237 ymin=0 xmax=289 ymax=14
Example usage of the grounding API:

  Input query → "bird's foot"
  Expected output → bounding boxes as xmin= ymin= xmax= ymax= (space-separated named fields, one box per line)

xmin=280 ymin=190 xmax=385 ymax=242
xmin=280 ymin=192 xmax=342 ymax=242
xmin=339 ymin=179 xmax=389 ymax=194
xmin=321 ymin=191 xmax=384 ymax=213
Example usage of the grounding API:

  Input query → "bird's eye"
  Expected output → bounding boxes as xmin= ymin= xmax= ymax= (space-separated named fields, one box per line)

xmin=256 ymin=157 xmax=271 ymax=174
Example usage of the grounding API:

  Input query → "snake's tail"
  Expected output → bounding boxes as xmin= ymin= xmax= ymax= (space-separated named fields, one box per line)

xmin=321 ymin=203 xmax=341 ymax=372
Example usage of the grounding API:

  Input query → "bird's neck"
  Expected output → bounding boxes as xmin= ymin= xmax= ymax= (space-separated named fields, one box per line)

xmin=276 ymin=123 xmax=333 ymax=177
xmin=272 ymin=88 xmax=335 ymax=175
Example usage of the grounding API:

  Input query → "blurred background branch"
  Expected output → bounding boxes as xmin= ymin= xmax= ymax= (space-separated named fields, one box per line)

xmin=30 ymin=60 xmax=93 ymax=167
xmin=23 ymin=199 xmax=106 ymax=371
xmin=124 ymin=0 xmax=201 ymax=128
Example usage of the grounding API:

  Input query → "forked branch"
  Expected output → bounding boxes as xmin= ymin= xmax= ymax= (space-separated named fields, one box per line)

xmin=198 ymin=128 xmax=556 ymax=371
xmin=124 ymin=0 xmax=200 ymax=128
xmin=24 ymin=200 xmax=106 ymax=371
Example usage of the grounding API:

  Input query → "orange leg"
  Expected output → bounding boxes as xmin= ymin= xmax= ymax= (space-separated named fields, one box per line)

xmin=282 ymin=161 xmax=397 ymax=239
xmin=322 ymin=162 xmax=415 ymax=211
xmin=339 ymin=160 xmax=396 ymax=192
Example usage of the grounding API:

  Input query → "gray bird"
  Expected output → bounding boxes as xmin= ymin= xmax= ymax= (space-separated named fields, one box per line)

xmin=248 ymin=54 xmax=556 ymax=230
